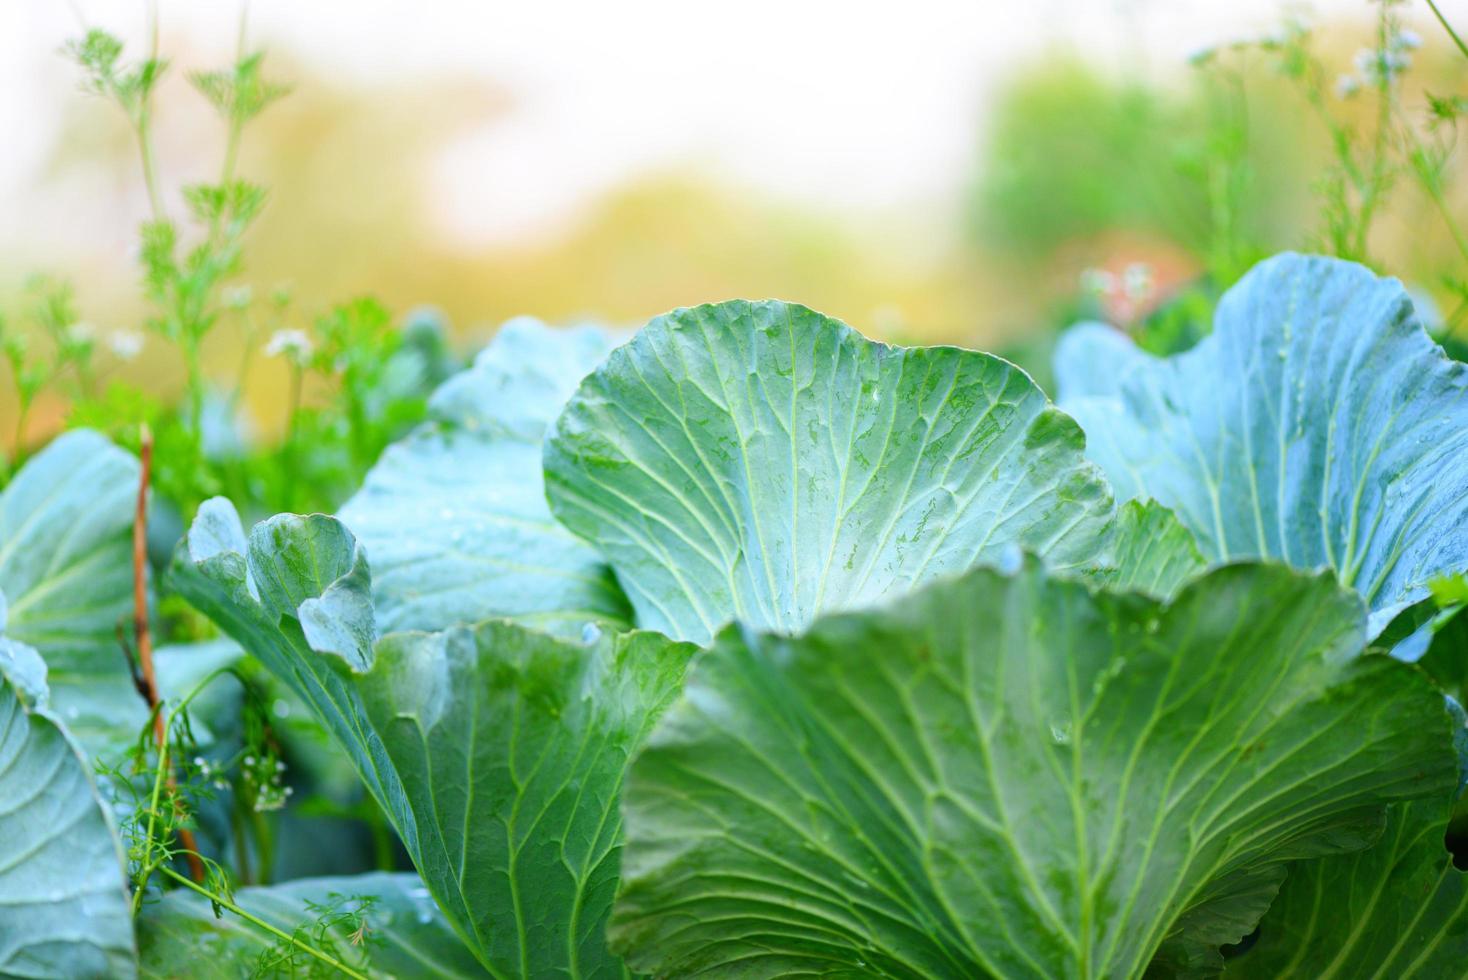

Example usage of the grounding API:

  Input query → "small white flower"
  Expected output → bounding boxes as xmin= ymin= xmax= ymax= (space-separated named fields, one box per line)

xmin=264 ymin=328 xmax=313 ymax=364
xmin=1122 ymin=263 xmax=1154 ymax=303
xmin=108 ymin=329 xmax=144 ymax=361
xmin=1335 ymin=73 xmax=1362 ymax=99
xmin=1355 ymin=46 xmax=1410 ymax=84
xmin=1393 ymin=29 xmax=1422 ymax=51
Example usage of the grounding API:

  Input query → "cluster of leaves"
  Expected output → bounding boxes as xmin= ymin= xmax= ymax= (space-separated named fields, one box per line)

xmin=6 ymin=5 xmax=1468 ymax=980
xmin=9 ymin=248 xmax=1468 ymax=977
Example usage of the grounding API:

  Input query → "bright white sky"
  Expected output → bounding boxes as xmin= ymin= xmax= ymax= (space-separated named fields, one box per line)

xmin=0 ymin=0 xmax=1392 ymax=247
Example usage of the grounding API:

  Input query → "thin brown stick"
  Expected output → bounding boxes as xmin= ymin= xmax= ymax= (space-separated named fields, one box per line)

xmin=133 ymin=423 xmax=207 ymax=884
xmin=114 ymin=621 xmax=148 ymax=701
xmin=133 ymin=425 xmax=162 ymax=741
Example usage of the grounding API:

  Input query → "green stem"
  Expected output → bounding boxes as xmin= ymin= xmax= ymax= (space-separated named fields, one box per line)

xmin=174 ymin=665 xmax=240 ymax=717
xmin=1402 ymin=125 xmax=1468 ymax=267
xmin=75 ymin=359 xmax=96 ymax=401
xmin=282 ymin=363 xmax=303 ymax=510
xmin=136 ymin=122 xmax=165 ymax=222
xmin=347 ymin=383 xmax=369 ymax=471
xmin=231 ymin=804 xmax=253 ymax=886
xmin=231 ymin=309 xmax=257 ymax=406
xmin=1354 ymin=13 xmax=1398 ymax=259
xmin=221 ymin=122 xmax=242 ymax=189
xmin=157 ymin=866 xmax=370 ymax=980
xmin=250 ymin=807 xmax=276 ymax=886
xmin=132 ymin=707 xmax=171 ymax=915
xmin=1295 ymin=64 xmax=1368 ymax=257
xmin=183 ymin=336 xmax=206 ymax=442
xmin=136 ymin=0 xmax=165 ymax=222
xmin=11 ymin=399 xmax=29 ymax=461
xmin=207 ymin=4 xmax=249 ymax=245
xmin=1426 ymin=0 xmax=1468 ymax=62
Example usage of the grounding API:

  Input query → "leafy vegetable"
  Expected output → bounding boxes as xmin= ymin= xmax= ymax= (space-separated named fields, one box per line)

xmin=137 ymin=873 xmax=487 ymax=979
xmin=0 ymin=429 xmax=137 ymax=672
xmin=1056 ymin=254 xmax=1468 ymax=632
xmin=1222 ymin=577 xmax=1468 ymax=977
xmin=610 ymin=559 xmax=1456 ymax=978
xmin=170 ymin=499 xmax=695 ymax=977
xmin=1091 ymin=499 xmax=1207 ymax=599
xmin=0 ymin=638 xmax=135 ymax=979
xmin=4 ymin=0 xmax=1466 ymax=967
xmin=0 ymin=428 xmax=203 ymax=758
xmin=7 ymin=248 xmax=1465 ymax=975
xmin=1224 ymin=799 xmax=1468 ymax=978
xmin=546 ymin=299 xmax=1114 ymax=643
xmin=340 ymin=318 xmax=630 ymax=636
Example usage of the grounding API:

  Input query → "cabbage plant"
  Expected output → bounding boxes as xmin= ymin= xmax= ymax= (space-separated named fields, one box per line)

xmin=2 ymin=253 xmax=1465 ymax=978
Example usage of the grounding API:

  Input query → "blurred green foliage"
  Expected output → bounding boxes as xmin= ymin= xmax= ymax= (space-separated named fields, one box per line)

xmin=972 ymin=59 xmax=1306 ymax=284
xmin=982 ymin=6 xmax=1468 ymax=388
xmin=3 ymin=22 xmax=460 ymax=522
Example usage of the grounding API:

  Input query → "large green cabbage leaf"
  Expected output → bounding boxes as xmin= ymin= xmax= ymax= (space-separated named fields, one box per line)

xmin=1055 ymin=253 xmax=1468 ymax=632
xmin=0 ymin=429 xmax=242 ymax=760
xmin=0 ymin=429 xmax=137 ymax=674
xmin=1222 ymin=797 xmax=1468 ymax=978
xmin=170 ymin=499 xmax=695 ymax=977
xmin=1090 ymin=499 xmax=1206 ymax=600
xmin=545 ymin=300 xmax=1114 ymax=644
xmin=0 ymin=638 xmax=135 ymax=978
xmin=1219 ymin=586 xmax=1468 ymax=976
xmin=609 ymin=559 xmax=1456 ymax=978
xmin=339 ymin=318 xmax=630 ymax=637
xmin=137 ymin=872 xmax=488 ymax=978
